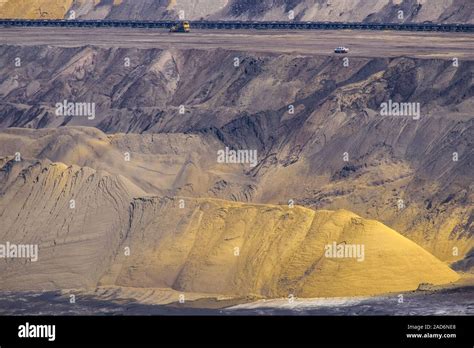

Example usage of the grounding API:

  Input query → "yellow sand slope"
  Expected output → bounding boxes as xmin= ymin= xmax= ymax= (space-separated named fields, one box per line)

xmin=0 ymin=129 xmax=462 ymax=297
xmin=0 ymin=0 xmax=73 ymax=19
xmin=104 ymin=197 xmax=460 ymax=298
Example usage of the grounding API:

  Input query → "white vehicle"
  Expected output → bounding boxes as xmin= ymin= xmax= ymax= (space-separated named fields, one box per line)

xmin=334 ymin=47 xmax=349 ymax=54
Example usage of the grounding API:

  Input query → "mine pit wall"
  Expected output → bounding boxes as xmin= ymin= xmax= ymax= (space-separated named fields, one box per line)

xmin=0 ymin=43 xmax=472 ymax=264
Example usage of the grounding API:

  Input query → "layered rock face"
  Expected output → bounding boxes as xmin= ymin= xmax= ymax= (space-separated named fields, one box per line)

xmin=0 ymin=46 xmax=472 ymax=264
xmin=0 ymin=156 xmax=460 ymax=296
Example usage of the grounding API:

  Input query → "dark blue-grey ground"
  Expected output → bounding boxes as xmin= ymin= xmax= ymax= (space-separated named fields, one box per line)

xmin=0 ymin=286 xmax=472 ymax=316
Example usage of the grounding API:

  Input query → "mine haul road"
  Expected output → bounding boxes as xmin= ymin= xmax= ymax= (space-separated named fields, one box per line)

xmin=0 ymin=27 xmax=473 ymax=59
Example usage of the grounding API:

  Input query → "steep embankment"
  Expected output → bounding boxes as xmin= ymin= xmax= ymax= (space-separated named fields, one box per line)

xmin=0 ymin=45 xmax=471 ymax=262
xmin=0 ymin=157 xmax=459 ymax=296
xmin=102 ymin=196 xmax=460 ymax=297
xmin=0 ymin=156 xmax=144 ymax=290
xmin=1 ymin=0 xmax=473 ymax=23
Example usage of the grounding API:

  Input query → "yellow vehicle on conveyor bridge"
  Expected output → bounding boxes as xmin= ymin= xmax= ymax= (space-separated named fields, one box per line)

xmin=170 ymin=21 xmax=190 ymax=33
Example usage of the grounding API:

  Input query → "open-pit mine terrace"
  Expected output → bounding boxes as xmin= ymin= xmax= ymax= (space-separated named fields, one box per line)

xmin=1 ymin=27 xmax=473 ymax=60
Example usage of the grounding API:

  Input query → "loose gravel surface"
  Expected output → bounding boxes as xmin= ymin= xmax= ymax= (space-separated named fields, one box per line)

xmin=1 ymin=27 xmax=473 ymax=59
